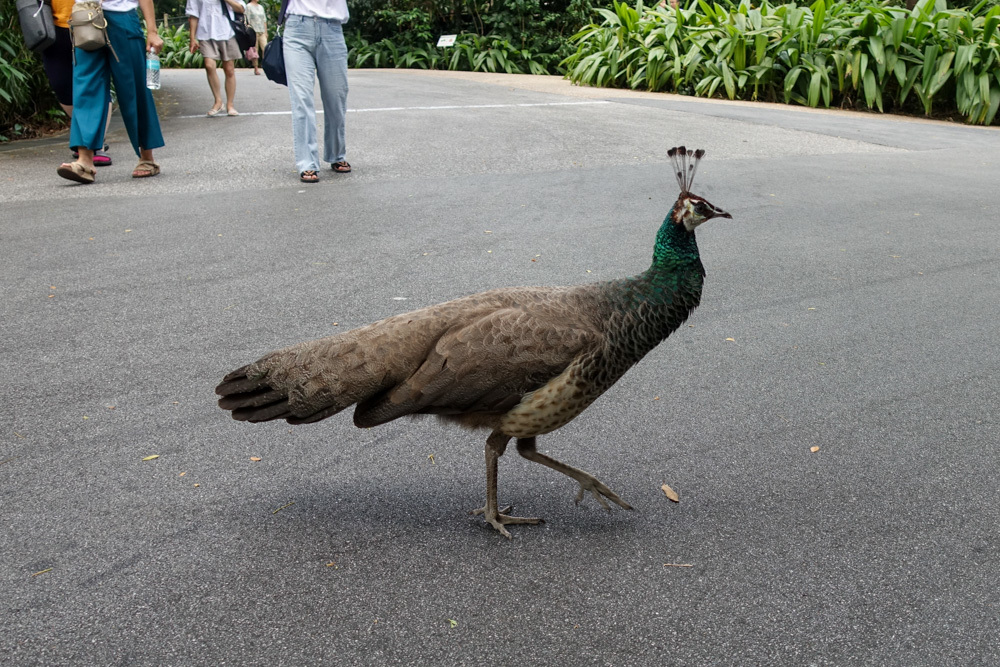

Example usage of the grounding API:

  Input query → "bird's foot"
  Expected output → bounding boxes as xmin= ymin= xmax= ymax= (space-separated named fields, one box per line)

xmin=469 ymin=506 xmax=544 ymax=539
xmin=573 ymin=474 xmax=633 ymax=512
xmin=469 ymin=505 xmax=512 ymax=516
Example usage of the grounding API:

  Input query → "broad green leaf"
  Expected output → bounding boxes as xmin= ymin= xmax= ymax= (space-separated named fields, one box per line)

xmin=922 ymin=44 xmax=940 ymax=86
xmin=811 ymin=0 xmax=826 ymax=45
xmin=863 ymin=68 xmax=877 ymax=108
xmin=985 ymin=87 xmax=1000 ymax=125
xmin=955 ymin=45 xmax=973 ymax=76
xmin=808 ymin=70 xmax=821 ymax=107
xmin=860 ymin=13 xmax=878 ymax=38
xmin=894 ymin=59 xmax=908 ymax=87
xmin=754 ymin=33 xmax=767 ymax=65
xmin=928 ymin=51 xmax=954 ymax=97
xmin=869 ymin=36 xmax=885 ymax=66
xmin=723 ymin=61 xmax=736 ymax=98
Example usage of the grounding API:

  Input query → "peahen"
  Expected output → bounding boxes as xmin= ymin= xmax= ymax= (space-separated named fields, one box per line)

xmin=216 ymin=147 xmax=731 ymax=537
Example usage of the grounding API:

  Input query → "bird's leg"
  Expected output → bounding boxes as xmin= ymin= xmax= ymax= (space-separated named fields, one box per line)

xmin=515 ymin=437 xmax=632 ymax=512
xmin=469 ymin=431 xmax=544 ymax=538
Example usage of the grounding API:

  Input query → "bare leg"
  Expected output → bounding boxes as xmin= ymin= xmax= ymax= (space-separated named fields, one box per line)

xmin=470 ymin=431 xmax=543 ymax=538
xmin=204 ymin=58 xmax=223 ymax=113
xmin=515 ymin=437 xmax=632 ymax=511
xmin=222 ymin=60 xmax=237 ymax=113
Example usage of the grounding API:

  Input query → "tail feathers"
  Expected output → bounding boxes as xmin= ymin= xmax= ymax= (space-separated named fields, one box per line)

xmin=216 ymin=366 xmax=294 ymax=423
xmin=216 ymin=363 xmax=353 ymax=424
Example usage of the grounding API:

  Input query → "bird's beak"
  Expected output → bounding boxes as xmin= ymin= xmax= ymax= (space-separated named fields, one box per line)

xmin=714 ymin=209 xmax=732 ymax=220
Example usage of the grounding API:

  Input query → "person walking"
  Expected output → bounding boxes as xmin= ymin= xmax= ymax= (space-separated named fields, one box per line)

xmin=56 ymin=0 xmax=165 ymax=183
xmin=244 ymin=0 xmax=267 ymax=75
xmin=186 ymin=0 xmax=246 ymax=116
xmin=280 ymin=0 xmax=351 ymax=183
xmin=41 ymin=0 xmax=113 ymax=166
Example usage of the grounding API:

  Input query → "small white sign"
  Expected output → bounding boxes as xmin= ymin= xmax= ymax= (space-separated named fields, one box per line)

xmin=437 ymin=34 xmax=457 ymax=48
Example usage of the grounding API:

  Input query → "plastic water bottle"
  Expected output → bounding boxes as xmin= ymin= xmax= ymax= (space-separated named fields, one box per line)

xmin=146 ymin=49 xmax=161 ymax=90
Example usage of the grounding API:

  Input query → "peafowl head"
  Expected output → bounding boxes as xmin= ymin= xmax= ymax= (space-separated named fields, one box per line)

xmin=668 ymin=146 xmax=731 ymax=232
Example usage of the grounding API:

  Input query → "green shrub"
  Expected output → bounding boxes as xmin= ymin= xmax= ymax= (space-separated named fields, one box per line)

xmin=562 ymin=0 xmax=1000 ymax=124
xmin=157 ymin=21 xmax=205 ymax=69
xmin=0 ymin=0 xmax=65 ymax=141
xmin=346 ymin=0 xmax=598 ymax=73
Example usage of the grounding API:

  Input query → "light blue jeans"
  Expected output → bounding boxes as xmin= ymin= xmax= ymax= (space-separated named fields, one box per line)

xmin=282 ymin=15 xmax=348 ymax=173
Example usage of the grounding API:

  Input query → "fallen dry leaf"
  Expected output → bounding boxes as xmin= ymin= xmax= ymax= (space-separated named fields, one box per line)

xmin=193 ymin=483 xmax=200 ymax=487
xmin=725 ymin=337 xmax=735 ymax=342
xmin=179 ymin=472 xmax=186 ymax=477
xmin=250 ymin=457 xmax=262 ymax=462
xmin=272 ymin=501 xmax=296 ymax=514
xmin=661 ymin=484 xmax=680 ymax=503
xmin=810 ymin=446 xmax=820 ymax=453
xmin=141 ymin=455 xmax=159 ymax=461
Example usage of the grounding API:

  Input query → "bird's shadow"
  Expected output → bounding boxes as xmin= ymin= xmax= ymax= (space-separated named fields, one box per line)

xmin=225 ymin=478 xmax=644 ymax=551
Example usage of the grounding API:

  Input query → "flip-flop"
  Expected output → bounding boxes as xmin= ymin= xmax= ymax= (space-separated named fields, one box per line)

xmin=57 ymin=161 xmax=96 ymax=184
xmin=73 ymin=145 xmax=112 ymax=165
xmin=300 ymin=170 xmax=319 ymax=183
xmin=93 ymin=145 xmax=112 ymax=166
xmin=207 ymin=107 xmax=224 ymax=117
xmin=132 ymin=160 xmax=160 ymax=178
xmin=331 ymin=161 xmax=351 ymax=173
xmin=227 ymin=109 xmax=239 ymax=116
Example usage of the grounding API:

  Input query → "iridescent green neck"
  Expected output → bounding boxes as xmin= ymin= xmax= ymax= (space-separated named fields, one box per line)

xmin=650 ymin=206 xmax=701 ymax=276
xmin=608 ymin=206 xmax=704 ymax=310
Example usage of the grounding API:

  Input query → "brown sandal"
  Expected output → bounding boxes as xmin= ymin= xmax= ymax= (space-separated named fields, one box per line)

xmin=300 ymin=170 xmax=319 ymax=183
xmin=132 ymin=160 xmax=160 ymax=178
xmin=331 ymin=161 xmax=351 ymax=173
xmin=57 ymin=161 xmax=96 ymax=184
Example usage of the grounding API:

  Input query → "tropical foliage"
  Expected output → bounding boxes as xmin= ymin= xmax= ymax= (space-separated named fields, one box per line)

xmin=3 ymin=0 xmax=1000 ymax=139
xmin=562 ymin=0 xmax=1000 ymax=123
xmin=0 ymin=0 xmax=63 ymax=140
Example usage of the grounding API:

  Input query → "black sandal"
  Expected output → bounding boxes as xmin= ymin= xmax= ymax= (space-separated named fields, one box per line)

xmin=300 ymin=170 xmax=319 ymax=183
xmin=331 ymin=161 xmax=351 ymax=173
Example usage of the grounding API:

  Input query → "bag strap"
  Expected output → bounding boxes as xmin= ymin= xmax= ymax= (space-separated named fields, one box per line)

xmin=219 ymin=0 xmax=239 ymax=22
xmin=276 ymin=0 xmax=289 ymax=26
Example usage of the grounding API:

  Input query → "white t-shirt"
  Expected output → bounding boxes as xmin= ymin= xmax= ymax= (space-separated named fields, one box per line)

xmin=186 ymin=0 xmax=247 ymax=41
xmin=92 ymin=0 xmax=137 ymax=12
xmin=285 ymin=0 xmax=348 ymax=23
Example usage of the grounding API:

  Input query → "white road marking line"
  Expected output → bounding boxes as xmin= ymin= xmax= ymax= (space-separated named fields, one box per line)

xmin=178 ymin=100 xmax=611 ymax=119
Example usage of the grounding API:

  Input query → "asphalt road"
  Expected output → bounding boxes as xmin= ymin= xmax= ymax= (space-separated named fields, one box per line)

xmin=1 ymin=68 xmax=998 ymax=666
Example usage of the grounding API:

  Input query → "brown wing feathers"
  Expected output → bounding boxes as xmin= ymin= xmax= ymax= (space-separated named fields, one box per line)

xmin=215 ymin=287 xmax=601 ymax=428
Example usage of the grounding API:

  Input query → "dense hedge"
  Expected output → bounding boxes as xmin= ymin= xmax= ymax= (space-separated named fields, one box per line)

xmin=563 ymin=0 xmax=1000 ymax=123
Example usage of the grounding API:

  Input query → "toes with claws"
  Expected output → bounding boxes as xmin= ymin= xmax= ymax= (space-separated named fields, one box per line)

xmin=573 ymin=476 xmax=633 ymax=512
xmin=470 ymin=505 xmax=544 ymax=538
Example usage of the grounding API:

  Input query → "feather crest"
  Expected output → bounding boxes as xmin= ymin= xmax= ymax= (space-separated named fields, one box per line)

xmin=667 ymin=146 xmax=706 ymax=194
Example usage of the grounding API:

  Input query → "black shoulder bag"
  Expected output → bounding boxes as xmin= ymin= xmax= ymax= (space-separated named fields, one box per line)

xmin=221 ymin=0 xmax=256 ymax=53
xmin=261 ymin=0 xmax=287 ymax=86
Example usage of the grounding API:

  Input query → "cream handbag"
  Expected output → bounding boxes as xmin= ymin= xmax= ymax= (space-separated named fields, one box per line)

xmin=69 ymin=1 xmax=118 ymax=60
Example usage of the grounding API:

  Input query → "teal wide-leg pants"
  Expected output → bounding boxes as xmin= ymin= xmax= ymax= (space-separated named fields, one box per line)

xmin=69 ymin=9 xmax=164 ymax=156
